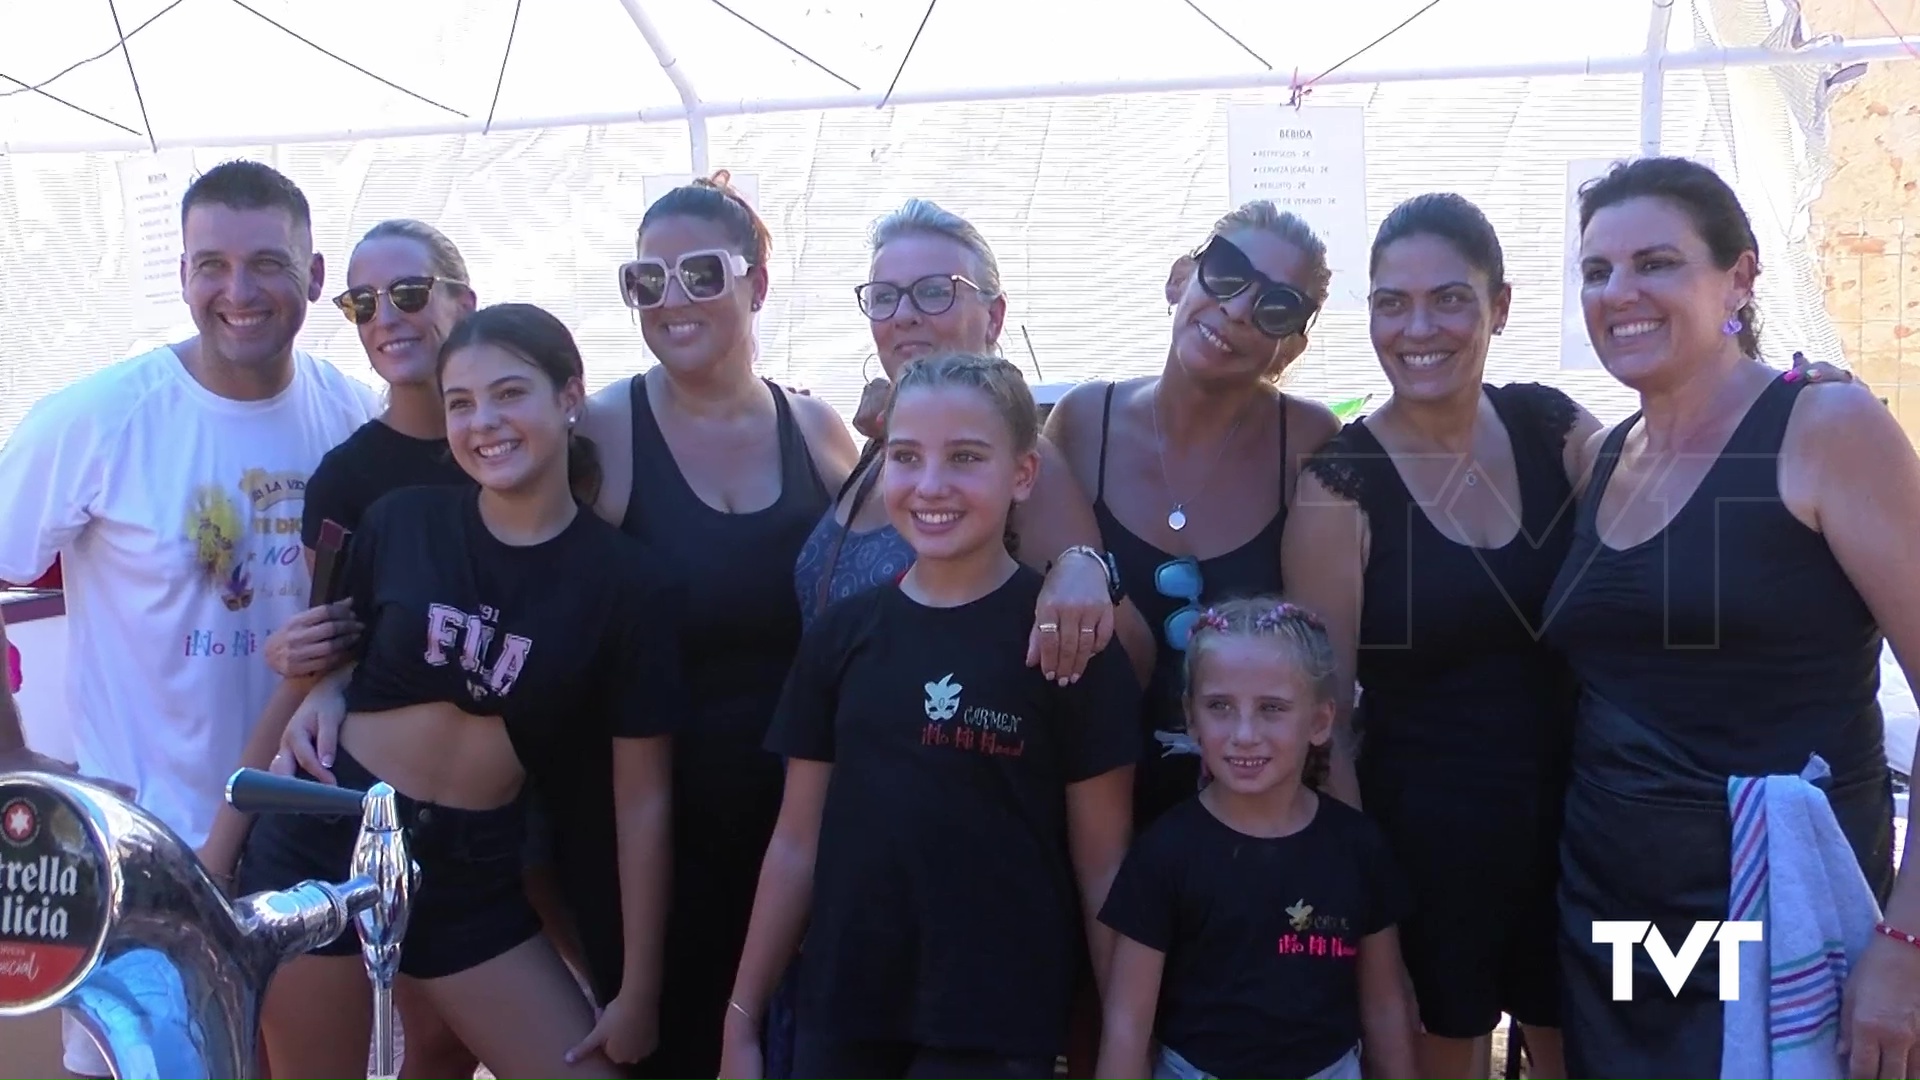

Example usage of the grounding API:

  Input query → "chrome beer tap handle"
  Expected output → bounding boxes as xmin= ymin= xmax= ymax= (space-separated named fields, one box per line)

xmin=350 ymin=783 xmax=411 ymax=1080
xmin=0 ymin=768 xmax=421 ymax=1079
xmin=226 ymin=768 xmax=417 ymax=1080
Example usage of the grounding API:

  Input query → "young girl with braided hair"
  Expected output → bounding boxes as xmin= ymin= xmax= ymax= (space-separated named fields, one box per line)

xmin=722 ymin=352 xmax=1140 ymax=1079
xmin=1095 ymin=597 xmax=1418 ymax=1080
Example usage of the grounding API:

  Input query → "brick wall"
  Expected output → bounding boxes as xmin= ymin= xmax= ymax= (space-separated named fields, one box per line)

xmin=1803 ymin=0 xmax=1920 ymax=437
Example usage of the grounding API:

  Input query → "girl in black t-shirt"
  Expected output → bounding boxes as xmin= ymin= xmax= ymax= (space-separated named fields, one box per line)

xmin=237 ymin=304 xmax=682 ymax=1078
xmin=720 ymin=352 xmax=1140 ymax=1080
xmin=1095 ymin=598 xmax=1417 ymax=1080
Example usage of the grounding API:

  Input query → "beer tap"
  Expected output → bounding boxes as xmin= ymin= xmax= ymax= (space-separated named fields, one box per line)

xmin=0 ymin=767 xmax=417 ymax=1080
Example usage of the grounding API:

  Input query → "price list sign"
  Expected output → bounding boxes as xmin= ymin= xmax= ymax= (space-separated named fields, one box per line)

xmin=1227 ymin=104 xmax=1371 ymax=313
xmin=116 ymin=150 xmax=197 ymax=330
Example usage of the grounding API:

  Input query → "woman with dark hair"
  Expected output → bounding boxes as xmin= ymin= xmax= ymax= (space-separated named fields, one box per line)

xmin=1285 ymin=193 xmax=1601 ymax=1078
xmin=1547 ymin=156 xmax=1920 ymax=1077
xmin=574 ymin=172 xmax=860 ymax=1079
xmin=238 ymin=303 xmax=682 ymax=1077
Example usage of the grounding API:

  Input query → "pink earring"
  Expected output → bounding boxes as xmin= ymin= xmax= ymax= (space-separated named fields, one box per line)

xmin=1723 ymin=315 xmax=1744 ymax=336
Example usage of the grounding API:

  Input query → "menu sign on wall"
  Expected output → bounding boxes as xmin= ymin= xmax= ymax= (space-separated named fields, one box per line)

xmin=1226 ymin=104 xmax=1371 ymax=313
xmin=116 ymin=150 xmax=197 ymax=331
xmin=0 ymin=783 xmax=109 ymax=1010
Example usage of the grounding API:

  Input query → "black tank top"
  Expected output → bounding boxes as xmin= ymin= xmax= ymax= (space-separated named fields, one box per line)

xmin=1305 ymin=383 xmax=1580 ymax=780
xmin=1091 ymin=381 xmax=1288 ymax=827
xmin=1543 ymin=373 xmax=1885 ymax=780
xmin=614 ymin=374 xmax=825 ymax=795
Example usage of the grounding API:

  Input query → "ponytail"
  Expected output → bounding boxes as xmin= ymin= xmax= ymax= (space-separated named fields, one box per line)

xmin=568 ymin=430 xmax=604 ymax=507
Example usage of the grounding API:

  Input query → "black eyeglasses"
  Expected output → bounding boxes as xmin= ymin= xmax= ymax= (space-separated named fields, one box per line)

xmin=1193 ymin=235 xmax=1318 ymax=339
xmin=854 ymin=274 xmax=986 ymax=321
xmin=333 ymin=276 xmax=461 ymax=325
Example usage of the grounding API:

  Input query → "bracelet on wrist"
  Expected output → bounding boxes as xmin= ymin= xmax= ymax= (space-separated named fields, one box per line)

xmin=1057 ymin=544 xmax=1104 ymax=568
xmin=1874 ymin=921 xmax=1920 ymax=949
xmin=1052 ymin=545 xmax=1126 ymax=605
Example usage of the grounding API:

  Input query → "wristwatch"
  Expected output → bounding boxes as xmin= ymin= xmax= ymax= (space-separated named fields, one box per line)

xmin=1057 ymin=544 xmax=1126 ymax=606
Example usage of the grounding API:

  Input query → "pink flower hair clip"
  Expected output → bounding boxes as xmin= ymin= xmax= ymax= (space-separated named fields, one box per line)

xmin=1196 ymin=607 xmax=1231 ymax=634
xmin=1256 ymin=602 xmax=1324 ymax=632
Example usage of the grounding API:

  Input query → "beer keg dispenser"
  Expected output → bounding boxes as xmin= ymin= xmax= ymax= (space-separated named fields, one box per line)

xmin=0 ymin=768 xmax=416 ymax=1080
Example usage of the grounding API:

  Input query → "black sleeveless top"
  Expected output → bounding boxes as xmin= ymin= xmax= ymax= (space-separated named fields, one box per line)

xmin=1304 ymin=383 xmax=1581 ymax=781
xmin=1091 ymin=381 xmax=1289 ymax=828
xmin=1543 ymin=373 xmax=1886 ymax=781
xmin=622 ymin=375 xmax=831 ymax=787
xmin=1541 ymin=372 xmax=1894 ymax=1079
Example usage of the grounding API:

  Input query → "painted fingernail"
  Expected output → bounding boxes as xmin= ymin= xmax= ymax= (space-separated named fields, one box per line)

xmin=1783 ymin=369 xmax=1801 ymax=382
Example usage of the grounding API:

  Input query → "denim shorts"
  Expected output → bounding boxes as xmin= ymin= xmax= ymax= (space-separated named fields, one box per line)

xmin=235 ymin=747 xmax=542 ymax=979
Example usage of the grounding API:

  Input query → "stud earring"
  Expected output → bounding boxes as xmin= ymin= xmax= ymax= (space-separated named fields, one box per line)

xmin=1723 ymin=315 xmax=1744 ymax=336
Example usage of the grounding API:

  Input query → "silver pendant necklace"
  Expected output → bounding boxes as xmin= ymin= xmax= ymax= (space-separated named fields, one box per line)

xmin=1152 ymin=383 xmax=1251 ymax=533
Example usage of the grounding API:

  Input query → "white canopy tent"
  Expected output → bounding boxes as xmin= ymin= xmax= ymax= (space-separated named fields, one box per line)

xmin=1 ymin=0 xmax=1911 ymax=427
xmin=0 ymin=1 xmax=1914 ymax=777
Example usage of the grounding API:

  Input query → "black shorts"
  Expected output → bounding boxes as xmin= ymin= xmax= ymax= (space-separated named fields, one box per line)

xmin=1364 ymin=772 xmax=1563 ymax=1038
xmin=235 ymin=747 xmax=542 ymax=980
xmin=790 ymin=1028 xmax=1056 ymax=1080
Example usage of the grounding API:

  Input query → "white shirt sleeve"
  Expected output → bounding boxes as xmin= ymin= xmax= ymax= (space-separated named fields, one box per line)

xmin=0 ymin=388 xmax=110 ymax=585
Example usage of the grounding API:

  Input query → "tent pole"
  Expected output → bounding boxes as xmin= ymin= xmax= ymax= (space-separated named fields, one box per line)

xmin=7 ymin=34 xmax=1915 ymax=156
xmin=617 ymin=0 xmax=710 ymax=176
xmin=1641 ymin=0 xmax=1677 ymax=156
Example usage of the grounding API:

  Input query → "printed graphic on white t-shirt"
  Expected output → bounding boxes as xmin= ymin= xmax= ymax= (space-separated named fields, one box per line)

xmin=0 ymin=345 xmax=379 ymax=848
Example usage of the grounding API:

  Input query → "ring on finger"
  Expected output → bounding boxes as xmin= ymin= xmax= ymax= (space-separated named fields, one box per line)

xmin=1079 ymin=627 xmax=1096 ymax=634
xmin=1038 ymin=622 xmax=1059 ymax=633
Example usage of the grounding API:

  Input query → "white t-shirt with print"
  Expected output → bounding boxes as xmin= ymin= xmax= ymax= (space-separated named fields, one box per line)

xmin=0 ymin=344 xmax=379 ymax=849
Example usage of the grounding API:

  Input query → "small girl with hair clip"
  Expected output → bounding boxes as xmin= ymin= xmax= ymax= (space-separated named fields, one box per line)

xmin=721 ymin=352 xmax=1140 ymax=1080
xmin=1095 ymin=597 xmax=1417 ymax=1080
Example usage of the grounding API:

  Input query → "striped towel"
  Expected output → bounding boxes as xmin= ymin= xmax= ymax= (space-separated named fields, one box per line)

xmin=1723 ymin=756 xmax=1884 ymax=1079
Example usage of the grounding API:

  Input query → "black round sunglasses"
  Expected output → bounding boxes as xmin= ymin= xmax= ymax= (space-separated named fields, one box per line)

xmin=1192 ymin=235 xmax=1318 ymax=339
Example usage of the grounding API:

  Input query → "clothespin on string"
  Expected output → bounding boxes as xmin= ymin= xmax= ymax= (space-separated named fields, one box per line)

xmin=1287 ymin=67 xmax=1312 ymax=110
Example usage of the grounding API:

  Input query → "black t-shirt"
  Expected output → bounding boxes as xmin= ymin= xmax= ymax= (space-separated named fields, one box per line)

xmin=301 ymin=419 xmax=471 ymax=548
xmin=1099 ymin=795 xmax=1411 ymax=1079
xmin=765 ymin=565 xmax=1142 ymax=1056
xmin=341 ymin=485 xmax=686 ymax=764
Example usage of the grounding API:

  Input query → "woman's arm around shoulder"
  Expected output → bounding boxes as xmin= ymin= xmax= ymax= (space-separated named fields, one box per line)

xmin=1017 ymin=435 xmax=1155 ymax=688
xmin=1280 ymin=445 xmax=1368 ymax=808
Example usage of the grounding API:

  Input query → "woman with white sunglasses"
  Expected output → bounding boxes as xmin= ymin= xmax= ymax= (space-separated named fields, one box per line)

xmin=570 ymin=172 xmax=860 ymax=1079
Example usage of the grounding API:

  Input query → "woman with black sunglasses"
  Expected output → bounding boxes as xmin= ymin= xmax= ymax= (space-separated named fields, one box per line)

xmin=1045 ymin=200 xmax=1349 ymax=831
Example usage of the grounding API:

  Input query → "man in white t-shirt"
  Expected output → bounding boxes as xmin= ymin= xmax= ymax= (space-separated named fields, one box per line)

xmin=0 ymin=160 xmax=378 ymax=1078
